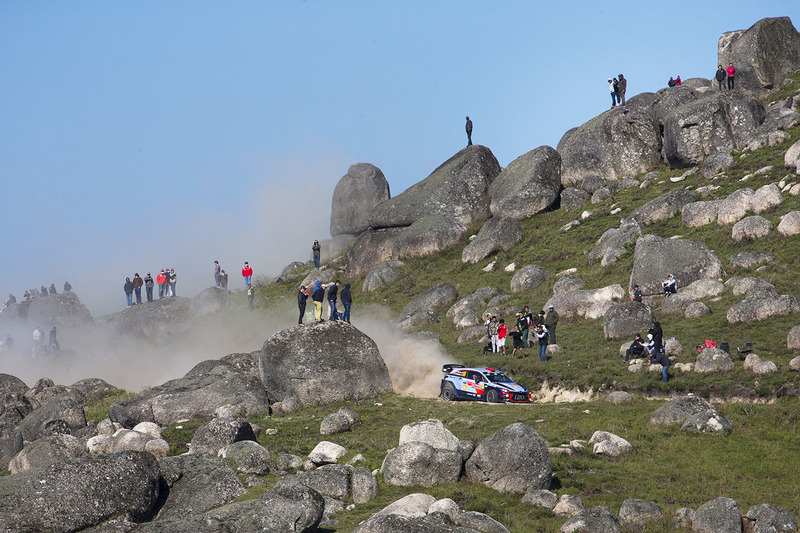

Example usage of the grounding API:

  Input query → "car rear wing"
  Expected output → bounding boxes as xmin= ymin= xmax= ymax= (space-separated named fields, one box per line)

xmin=442 ymin=364 xmax=465 ymax=373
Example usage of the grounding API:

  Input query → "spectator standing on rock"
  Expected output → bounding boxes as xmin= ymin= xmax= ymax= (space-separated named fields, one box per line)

xmin=668 ymin=76 xmax=676 ymax=88
xmin=40 ymin=285 xmax=48 ymax=297
xmin=715 ymin=64 xmax=726 ymax=92
xmin=662 ymin=275 xmax=677 ymax=296
xmin=132 ymin=273 xmax=143 ymax=305
xmin=48 ymin=284 xmax=57 ymax=295
xmin=497 ymin=319 xmax=507 ymax=356
xmin=312 ymin=241 xmax=321 ymax=269
xmin=214 ymin=261 xmax=221 ymax=287
xmin=297 ymin=285 xmax=310 ymax=324
xmin=144 ymin=272 xmax=154 ymax=302
xmin=32 ymin=327 xmax=44 ymax=357
xmin=327 ymin=280 xmax=340 ymax=321
xmin=608 ymin=78 xmax=618 ymax=108
xmin=544 ymin=304 xmax=558 ymax=344
xmin=535 ymin=324 xmax=549 ymax=362
xmin=156 ymin=270 xmax=166 ymax=298
xmin=63 ymin=281 xmax=72 ymax=292
xmin=168 ymin=268 xmax=177 ymax=297
xmin=49 ymin=326 xmax=59 ymax=352
xmin=247 ymin=284 xmax=255 ymax=311
xmin=617 ymin=74 xmax=627 ymax=105
xmin=220 ymin=270 xmax=229 ymax=290
xmin=340 ymin=283 xmax=352 ymax=324
xmin=465 ymin=116 xmax=473 ymax=146
xmin=23 ymin=291 xmax=30 ymax=302
xmin=650 ymin=349 xmax=671 ymax=382
xmin=726 ymin=62 xmax=735 ymax=91
xmin=124 ymin=277 xmax=134 ymax=308
xmin=242 ymin=262 xmax=253 ymax=290
xmin=631 ymin=284 xmax=642 ymax=302
xmin=509 ymin=325 xmax=525 ymax=358
xmin=312 ymin=281 xmax=325 ymax=322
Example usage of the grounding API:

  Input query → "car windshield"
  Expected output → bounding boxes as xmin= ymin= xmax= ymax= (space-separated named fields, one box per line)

xmin=484 ymin=372 xmax=513 ymax=383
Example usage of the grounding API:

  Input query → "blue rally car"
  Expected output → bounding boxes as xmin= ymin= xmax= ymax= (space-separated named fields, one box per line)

xmin=440 ymin=364 xmax=531 ymax=403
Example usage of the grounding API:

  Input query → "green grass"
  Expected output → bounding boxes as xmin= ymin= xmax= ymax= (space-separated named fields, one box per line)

xmin=84 ymin=390 xmax=136 ymax=422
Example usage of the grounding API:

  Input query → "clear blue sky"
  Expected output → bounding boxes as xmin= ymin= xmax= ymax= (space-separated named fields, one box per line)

xmin=1 ymin=1 xmax=796 ymax=315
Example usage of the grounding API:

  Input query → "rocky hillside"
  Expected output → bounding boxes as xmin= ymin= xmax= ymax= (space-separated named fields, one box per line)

xmin=2 ymin=16 xmax=800 ymax=533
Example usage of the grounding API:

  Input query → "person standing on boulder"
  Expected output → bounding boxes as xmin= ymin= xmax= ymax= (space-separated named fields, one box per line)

xmin=311 ymin=281 xmax=325 ymax=322
xmin=169 ymin=268 xmax=177 ymax=297
xmin=608 ymin=78 xmax=617 ymax=108
xmin=340 ymin=283 xmax=352 ymax=324
xmin=247 ymin=284 xmax=255 ymax=311
xmin=214 ymin=260 xmax=221 ymax=287
xmin=726 ymin=62 xmax=735 ymax=91
xmin=715 ymin=65 xmax=727 ymax=92
xmin=312 ymin=241 xmax=321 ymax=269
xmin=144 ymin=272 xmax=154 ymax=302
xmin=49 ymin=326 xmax=59 ymax=352
xmin=242 ymin=261 xmax=253 ymax=290
xmin=220 ymin=270 xmax=229 ymax=291
xmin=156 ymin=270 xmax=166 ymax=298
xmin=327 ymin=280 xmax=340 ymax=321
xmin=675 ymin=76 xmax=682 ymax=86
xmin=124 ymin=277 xmax=134 ymax=308
xmin=465 ymin=116 xmax=473 ymax=146
xmin=48 ymin=284 xmax=57 ymax=295
xmin=63 ymin=281 xmax=72 ymax=292
xmin=617 ymin=74 xmax=627 ymax=106
xmin=297 ymin=285 xmax=310 ymax=324
xmin=132 ymin=273 xmax=143 ymax=305
xmin=544 ymin=304 xmax=558 ymax=345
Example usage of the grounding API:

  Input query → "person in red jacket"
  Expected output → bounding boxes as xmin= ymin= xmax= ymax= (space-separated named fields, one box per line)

xmin=156 ymin=270 xmax=167 ymax=299
xmin=726 ymin=62 xmax=735 ymax=91
xmin=242 ymin=262 xmax=253 ymax=289
xmin=497 ymin=319 xmax=508 ymax=356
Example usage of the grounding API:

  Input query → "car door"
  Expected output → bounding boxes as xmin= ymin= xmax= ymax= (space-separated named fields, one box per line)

xmin=468 ymin=371 xmax=486 ymax=398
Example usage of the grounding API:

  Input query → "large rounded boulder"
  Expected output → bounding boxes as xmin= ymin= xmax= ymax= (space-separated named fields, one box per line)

xmin=393 ymin=215 xmax=468 ymax=259
xmin=461 ymin=216 xmax=522 ymax=264
xmin=344 ymin=227 xmax=405 ymax=279
xmin=603 ymin=302 xmax=656 ymax=339
xmin=629 ymin=234 xmax=722 ymax=296
xmin=718 ymin=17 xmax=800 ymax=93
xmin=489 ymin=146 xmax=562 ymax=218
xmin=381 ymin=442 xmax=462 ymax=487
xmin=330 ymin=163 xmax=391 ymax=237
xmin=465 ymin=423 xmax=551 ymax=494
xmin=0 ymin=451 xmax=160 ymax=533
xmin=650 ymin=396 xmax=717 ymax=425
xmin=369 ymin=145 xmax=501 ymax=229
xmin=26 ymin=291 xmax=93 ymax=328
xmin=558 ymin=108 xmax=662 ymax=187
xmin=393 ymin=283 xmax=458 ymax=332
xmin=362 ymin=260 xmax=406 ymax=292
xmin=259 ymin=321 xmax=392 ymax=406
xmin=695 ymin=348 xmax=735 ymax=373
xmin=692 ymin=497 xmax=743 ymax=533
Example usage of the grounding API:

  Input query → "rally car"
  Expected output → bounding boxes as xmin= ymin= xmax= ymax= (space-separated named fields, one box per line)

xmin=440 ymin=364 xmax=531 ymax=403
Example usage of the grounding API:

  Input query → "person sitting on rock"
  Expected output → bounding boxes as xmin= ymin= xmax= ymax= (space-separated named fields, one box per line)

xmin=631 ymin=284 xmax=642 ymax=302
xmin=662 ymin=275 xmax=677 ymax=296
xmin=2 ymin=293 xmax=16 ymax=309
xmin=48 ymin=284 xmax=57 ymax=295
xmin=23 ymin=291 xmax=30 ymax=302
xmin=63 ymin=281 xmax=72 ymax=292
xmin=40 ymin=285 xmax=49 ymax=297
xmin=675 ymin=75 xmax=682 ymax=86
xmin=625 ymin=334 xmax=646 ymax=362
xmin=668 ymin=76 xmax=676 ymax=88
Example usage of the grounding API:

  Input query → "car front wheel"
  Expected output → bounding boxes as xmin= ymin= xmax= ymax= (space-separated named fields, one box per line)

xmin=442 ymin=382 xmax=457 ymax=401
xmin=485 ymin=388 xmax=499 ymax=403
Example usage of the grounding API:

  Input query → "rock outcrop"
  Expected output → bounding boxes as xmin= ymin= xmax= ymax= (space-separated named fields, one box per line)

xmin=629 ymin=234 xmax=722 ymax=296
xmin=330 ymin=163 xmax=391 ymax=237
xmin=603 ymin=302 xmax=656 ymax=339
xmin=461 ymin=216 xmax=522 ymax=264
xmin=489 ymin=146 xmax=561 ymax=219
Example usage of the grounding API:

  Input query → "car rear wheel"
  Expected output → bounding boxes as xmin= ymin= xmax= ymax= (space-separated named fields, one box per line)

xmin=485 ymin=388 xmax=499 ymax=403
xmin=441 ymin=382 xmax=457 ymax=401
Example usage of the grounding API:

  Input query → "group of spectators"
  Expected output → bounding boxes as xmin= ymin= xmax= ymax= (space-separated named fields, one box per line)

xmin=123 ymin=270 xmax=176 ymax=307
xmin=483 ymin=305 xmax=560 ymax=362
xmin=297 ymin=280 xmax=352 ymax=325
xmin=2 ymin=282 xmax=72 ymax=310
xmin=608 ymin=74 xmax=627 ymax=108
xmin=626 ymin=279 xmax=679 ymax=382
xmin=667 ymin=62 xmax=735 ymax=92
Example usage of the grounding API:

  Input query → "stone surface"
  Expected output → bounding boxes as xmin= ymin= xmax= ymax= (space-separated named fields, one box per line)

xmin=394 ymin=283 xmax=458 ymax=332
xmin=219 ymin=440 xmax=274 ymax=475
xmin=788 ymin=326 xmax=800 ymax=351
xmin=398 ymin=419 xmax=460 ymax=451
xmin=588 ymin=219 xmax=642 ymax=266
xmin=560 ymin=506 xmax=621 ymax=533
xmin=462 ymin=216 xmax=522 ymax=264
xmin=619 ymin=499 xmax=663 ymax=530
xmin=553 ymin=274 xmax=584 ymax=294
xmin=603 ymin=301 xmax=656 ymax=339
xmin=728 ymin=252 xmax=774 ymax=269
xmin=692 ymin=497 xmax=742 ymax=533
xmin=352 ymin=466 xmax=379 ymax=503
xmin=393 ymin=215 xmax=469 ymax=260
xmin=745 ymin=503 xmax=798 ymax=533
xmin=560 ymin=187 xmax=590 ymax=211
xmin=465 ymin=423 xmax=551 ymax=493
xmin=369 ymin=145 xmax=501 ymax=229
xmin=750 ymin=184 xmax=783 ymax=213
xmin=489 ymin=145 xmax=561 ymax=219
xmin=18 ymin=395 xmax=87 ymax=442
xmin=330 ymin=163 xmax=390 ymax=237
xmin=629 ymin=234 xmax=722 ymax=296
xmin=190 ymin=417 xmax=257 ymax=455
xmin=702 ymin=151 xmax=735 ymax=178
xmin=681 ymin=411 xmax=733 ymax=434
xmin=685 ymin=301 xmax=712 ymax=318
xmin=8 ymin=434 xmax=85 ymax=473
xmin=0 ymin=451 xmax=160 ymax=533
xmin=682 ymin=200 xmax=722 ymax=227
xmin=309 ymin=441 xmax=347 ymax=465
xmin=650 ymin=396 xmax=717 ymax=425
xmin=778 ymin=211 xmax=800 ymax=236
xmin=607 ymin=391 xmax=633 ymax=404
xmin=695 ymin=348 xmax=736 ymax=372
xmin=727 ymin=294 xmax=800 ymax=323
xmin=629 ymin=189 xmax=697 ymax=226
xmin=362 ymin=260 xmax=406 ymax=292
xmin=732 ymin=215 xmax=771 ymax=242
xmin=546 ymin=284 xmax=626 ymax=320
xmin=522 ymin=489 xmax=558 ymax=509
xmin=510 ymin=265 xmax=549 ymax=293
xmin=259 ymin=321 xmax=391 ymax=406
xmin=381 ymin=441 xmax=462 ymax=487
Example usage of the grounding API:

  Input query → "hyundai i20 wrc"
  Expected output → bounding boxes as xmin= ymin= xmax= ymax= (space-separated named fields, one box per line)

xmin=439 ymin=364 xmax=531 ymax=403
